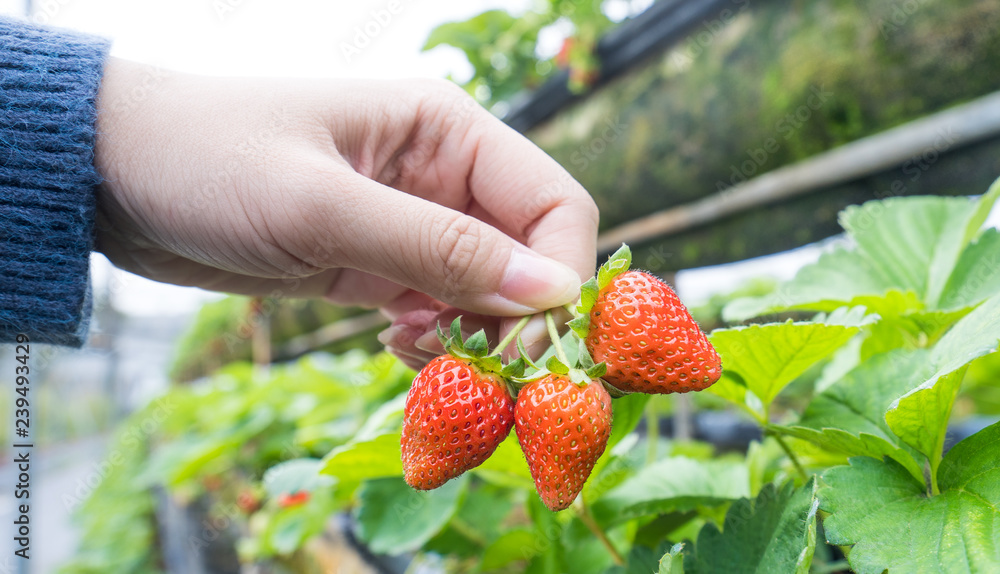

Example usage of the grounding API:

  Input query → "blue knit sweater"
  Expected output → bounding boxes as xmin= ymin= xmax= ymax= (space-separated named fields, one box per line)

xmin=0 ymin=17 xmax=109 ymax=347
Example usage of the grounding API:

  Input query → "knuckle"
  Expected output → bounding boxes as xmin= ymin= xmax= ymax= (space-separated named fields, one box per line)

xmin=432 ymin=214 xmax=483 ymax=297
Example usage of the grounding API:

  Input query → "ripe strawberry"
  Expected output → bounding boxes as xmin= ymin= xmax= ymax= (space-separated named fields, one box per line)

xmin=515 ymin=373 xmax=612 ymax=512
xmin=277 ymin=491 xmax=310 ymax=508
xmin=570 ymin=245 xmax=721 ymax=394
xmin=401 ymin=319 xmax=523 ymax=490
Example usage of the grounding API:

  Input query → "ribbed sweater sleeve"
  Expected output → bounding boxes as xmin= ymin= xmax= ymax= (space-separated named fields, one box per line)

xmin=0 ymin=17 xmax=110 ymax=347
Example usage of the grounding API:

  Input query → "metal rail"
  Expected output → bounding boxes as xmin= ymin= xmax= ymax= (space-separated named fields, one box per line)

xmin=596 ymin=90 xmax=1000 ymax=254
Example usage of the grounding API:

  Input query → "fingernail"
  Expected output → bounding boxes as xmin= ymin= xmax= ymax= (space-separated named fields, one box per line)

xmin=415 ymin=330 xmax=444 ymax=354
xmin=377 ymin=325 xmax=407 ymax=346
xmin=500 ymin=250 xmax=581 ymax=311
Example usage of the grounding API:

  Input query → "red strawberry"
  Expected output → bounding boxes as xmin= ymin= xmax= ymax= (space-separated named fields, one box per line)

xmin=277 ymin=491 xmax=310 ymax=508
xmin=401 ymin=319 xmax=523 ymax=490
xmin=515 ymin=373 xmax=612 ymax=511
xmin=570 ymin=245 xmax=721 ymax=394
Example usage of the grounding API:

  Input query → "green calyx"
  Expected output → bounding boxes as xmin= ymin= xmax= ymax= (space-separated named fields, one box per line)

xmin=438 ymin=316 xmax=525 ymax=379
xmin=569 ymin=243 xmax=632 ymax=339
xmin=510 ymin=309 xmax=611 ymax=390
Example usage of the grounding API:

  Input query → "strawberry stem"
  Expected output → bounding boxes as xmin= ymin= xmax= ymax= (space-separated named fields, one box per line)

xmin=490 ymin=315 xmax=532 ymax=357
xmin=574 ymin=497 xmax=625 ymax=566
xmin=771 ymin=432 xmax=809 ymax=482
xmin=544 ymin=310 xmax=571 ymax=366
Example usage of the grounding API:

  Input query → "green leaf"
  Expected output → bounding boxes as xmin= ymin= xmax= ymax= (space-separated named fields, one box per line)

xmin=820 ymin=423 xmax=1000 ymax=573
xmin=685 ymin=479 xmax=819 ymax=574
xmin=481 ymin=528 xmax=538 ymax=571
xmin=546 ymin=355 xmax=569 ymax=375
xmin=597 ymin=244 xmax=632 ymax=290
xmin=464 ymin=329 xmax=489 ymax=356
xmin=724 ymin=190 xmax=1000 ymax=320
xmin=709 ymin=322 xmax=858 ymax=408
xmin=783 ymin=349 xmax=930 ymax=481
xmin=938 ymin=228 xmax=1000 ymax=310
xmin=885 ymin=369 xmax=965 ymax=489
xmin=723 ymin=247 xmax=891 ymax=321
xmin=266 ymin=510 xmax=310 ymax=555
xmin=608 ymin=542 xmax=677 ymax=574
xmin=569 ymin=315 xmax=592 ymax=339
xmin=841 ymin=197 xmax=978 ymax=308
xmin=319 ymin=432 xmax=402 ymax=486
xmin=577 ymin=277 xmax=600 ymax=316
xmin=659 ymin=543 xmax=685 ymax=574
xmin=474 ymin=433 xmax=534 ymax=489
xmin=262 ymin=459 xmax=333 ymax=497
xmin=353 ymin=475 xmax=468 ymax=555
xmin=502 ymin=357 xmax=526 ymax=378
xmin=585 ymin=393 xmax=650 ymax=500
xmin=578 ymin=338 xmax=595 ymax=369
xmin=592 ymin=457 xmax=749 ymax=526
xmin=525 ymin=495 xmax=567 ymax=574
xmin=885 ymin=292 xmax=1000 ymax=483
xmin=585 ymin=362 xmax=607 ymax=379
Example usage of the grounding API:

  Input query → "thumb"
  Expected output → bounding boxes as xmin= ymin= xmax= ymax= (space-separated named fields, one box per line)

xmin=321 ymin=175 xmax=583 ymax=315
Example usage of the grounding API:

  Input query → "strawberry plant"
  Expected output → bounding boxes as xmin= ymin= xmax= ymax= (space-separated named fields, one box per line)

xmin=64 ymin=180 xmax=1000 ymax=574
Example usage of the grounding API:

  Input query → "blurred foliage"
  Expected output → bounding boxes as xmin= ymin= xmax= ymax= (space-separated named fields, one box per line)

xmin=527 ymin=0 xmax=1000 ymax=270
xmin=169 ymin=296 xmax=382 ymax=382
xmin=63 ymin=190 xmax=1000 ymax=574
xmin=61 ymin=404 xmax=161 ymax=574
xmin=423 ymin=0 xmax=616 ymax=108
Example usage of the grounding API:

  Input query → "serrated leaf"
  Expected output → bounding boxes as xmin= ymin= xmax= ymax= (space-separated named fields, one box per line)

xmin=685 ymin=479 xmax=818 ymax=574
xmin=479 ymin=353 xmax=502 ymax=373
xmin=546 ymin=355 xmax=569 ymax=375
xmin=578 ymin=277 xmax=600 ymax=315
xmin=450 ymin=316 xmax=462 ymax=340
xmin=502 ymin=357 xmax=525 ymax=379
xmin=262 ymin=459 xmax=333 ymax=497
xmin=578 ymin=338 xmax=595 ymax=369
xmin=940 ymin=228 xmax=1000 ymax=310
xmin=842 ymin=197 xmax=978 ymax=309
xmin=709 ymin=322 xmax=858 ymax=408
xmin=464 ymin=329 xmax=488 ymax=356
xmin=481 ymin=528 xmax=538 ymax=571
xmin=885 ymin=369 xmax=965 ymax=487
xmin=592 ymin=457 xmax=749 ymax=526
xmin=820 ymin=423 xmax=1000 ymax=573
xmin=597 ymin=244 xmax=632 ymax=290
xmin=782 ymin=349 xmax=929 ymax=482
xmin=659 ymin=543 xmax=685 ymax=574
xmin=517 ymin=336 xmax=540 ymax=370
xmin=724 ymin=190 xmax=1000 ymax=321
xmin=780 ymin=426 xmax=923 ymax=485
xmin=319 ymin=432 xmax=402 ymax=486
xmin=569 ymin=315 xmax=591 ymax=339
xmin=354 ymin=475 xmax=467 ymax=555
xmin=585 ymin=362 xmax=607 ymax=379
xmin=885 ymin=292 xmax=1000 ymax=482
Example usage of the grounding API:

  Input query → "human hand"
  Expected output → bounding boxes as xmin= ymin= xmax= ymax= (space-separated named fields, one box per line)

xmin=94 ymin=59 xmax=598 ymax=368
